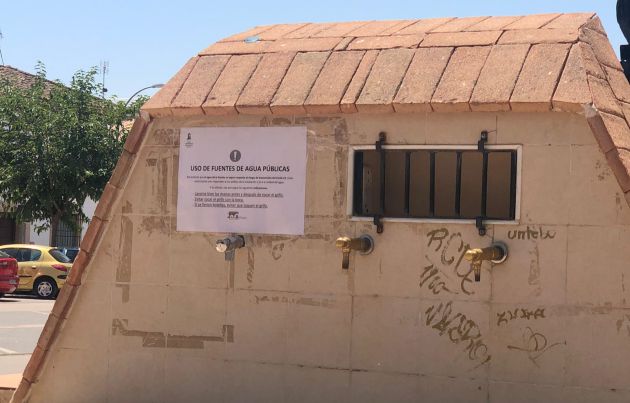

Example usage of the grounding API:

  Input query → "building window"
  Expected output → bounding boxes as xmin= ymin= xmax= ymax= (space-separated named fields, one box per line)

xmin=53 ymin=216 xmax=81 ymax=248
xmin=351 ymin=146 xmax=520 ymax=221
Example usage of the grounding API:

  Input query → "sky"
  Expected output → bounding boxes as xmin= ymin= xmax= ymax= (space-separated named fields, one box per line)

xmin=0 ymin=1 xmax=625 ymax=101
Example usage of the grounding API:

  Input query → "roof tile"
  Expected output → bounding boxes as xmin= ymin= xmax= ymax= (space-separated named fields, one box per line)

xmin=430 ymin=16 xmax=490 ymax=32
xmin=347 ymin=20 xmax=414 ymax=37
xmin=394 ymin=18 xmax=455 ymax=35
xmin=340 ymin=50 xmax=379 ymax=113
xmin=347 ymin=34 xmax=425 ymax=50
xmin=171 ymin=55 xmax=229 ymax=116
xmin=236 ymin=52 xmax=296 ymax=114
xmin=579 ymin=28 xmax=623 ymax=69
xmin=621 ymin=102 xmax=630 ymax=124
xmin=431 ymin=46 xmax=491 ymax=112
xmin=141 ymin=57 xmax=198 ymax=117
xmin=266 ymin=37 xmax=343 ymax=52
xmin=256 ymin=23 xmax=309 ymax=40
xmin=503 ymin=13 xmax=561 ymax=30
xmin=601 ymin=112 xmax=630 ymax=151
xmin=23 ymin=346 xmax=46 ymax=383
xmin=271 ymin=52 xmax=330 ymax=115
xmin=605 ymin=148 xmax=630 ymax=192
xmin=93 ymin=183 xmax=118 ymax=221
xmin=219 ymin=26 xmax=272 ymax=42
xmin=200 ymin=40 xmax=271 ymax=55
xmin=510 ymin=43 xmax=571 ymax=112
xmin=393 ymin=47 xmax=453 ymax=113
xmin=583 ymin=15 xmax=606 ymax=34
xmin=470 ymin=44 xmax=530 ymax=112
xmin=465 ymin=16 xmax=522 ymax=31
xmin=123 ymin=116 xmax=149 ymax=154
xmin=334 ymin=37 xmax=354 ymax=50
xmin=81 ymin=216 xmax=104 ymax=254
xmin=604 ymin=66 xmax=630 ymax=104
xmin=542 ymin=12 xmax=595 ymax=30
xmin=498 ymin=28 xmax=579 ymax=45
xmin=420 ymin=31 xmax=501 ymax=47
xmin=356 ymin=48 xmax=415 ymax=113
xmin=553 ymin=44 xmax=592 ymax=112
xmin=578 ymin=42 xmax=606 ymax=79
xmin=305 ymin=51 xmax=365 ymax=114
xmin=284 ymin=23 xmax=330 ymax=39
xmin=588 ymin=75 xmax=623 ymax=116
xmin=12 ymin=379 xmax=31 ymax=403
xmin=587 ymin=112 xmax=616 ymax=153
xmin=203 ymin=54 xmax=261 ymax=115
xmin=380 ymin=20 xmax=417 ymax=35
xmin=312 ymin=21 xmax=370 ymax=37
xmin=37 ymin=312 xmax=61 ymax=349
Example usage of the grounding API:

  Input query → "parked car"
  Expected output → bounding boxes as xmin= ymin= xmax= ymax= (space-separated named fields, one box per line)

xmin=59 ymin=247 xmax=79 ymax=262
xmin=0 ymin=250 xmax=18 ymax=299
xmin=0 ymin=244 xmax=72 ymax=299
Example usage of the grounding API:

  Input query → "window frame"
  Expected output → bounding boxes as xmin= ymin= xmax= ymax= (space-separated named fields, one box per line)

xmin=346 ymin=144 xmax=522 ymax=225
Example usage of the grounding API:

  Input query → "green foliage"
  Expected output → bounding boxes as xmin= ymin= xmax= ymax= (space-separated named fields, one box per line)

xmin=0 ymin=63 xmax=143 ymax=233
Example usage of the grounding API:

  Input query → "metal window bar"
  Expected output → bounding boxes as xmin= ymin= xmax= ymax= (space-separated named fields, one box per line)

xmin=54 ymin=216 xmax=81 ymax=248
xmin=480 ymin=151 xmax=489 ymax=219
xmin=404 ymin=151 xmax=411 ymax=216
xmin=353 ymin=149 xmax=517 ymax=221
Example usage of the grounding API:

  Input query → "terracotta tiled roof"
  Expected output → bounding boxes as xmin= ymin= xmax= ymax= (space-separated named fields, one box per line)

xmin=142 ymin=12 xmax=607 ymax=117
xmin=0 ymin=65 xmax=60 ymax=91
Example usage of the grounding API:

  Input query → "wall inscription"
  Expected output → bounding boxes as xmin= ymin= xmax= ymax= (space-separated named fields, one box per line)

xmin=423 ymin=228 xmax=475 ymax=295
xmin=507 ymin=326 xmax=565 ymax=367
xmin=497 ymin=308 xmax=546 ymax=326
xmin=424 ymin=301 xmax=491 ymax=368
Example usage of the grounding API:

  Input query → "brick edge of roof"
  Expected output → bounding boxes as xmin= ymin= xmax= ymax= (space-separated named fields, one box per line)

xmin=9 ymin=113 xmax=152 ymax=403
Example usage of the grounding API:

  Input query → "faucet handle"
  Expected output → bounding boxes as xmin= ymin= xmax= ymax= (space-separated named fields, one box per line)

xmin=464 ymin=248 xmax=484 ymax=262
xmin=335 ymin=236 xmax=353 ymax=252
xmin=464 ymin=242 xmax=508 ymax=282
xmin=335 ymin=235 xmax=374 ymax=269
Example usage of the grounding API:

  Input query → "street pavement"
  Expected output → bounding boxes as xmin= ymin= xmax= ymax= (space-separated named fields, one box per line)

xmin=0 ymin=295 xmax=53 ymax=384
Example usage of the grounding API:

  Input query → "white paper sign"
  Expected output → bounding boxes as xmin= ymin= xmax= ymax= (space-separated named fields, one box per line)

xmin=177 ymin=126 xmax=307 ymax=235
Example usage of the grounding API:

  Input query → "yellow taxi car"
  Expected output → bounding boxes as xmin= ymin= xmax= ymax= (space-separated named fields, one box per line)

xmin=0 ymin=244 xmax=72 ymax=299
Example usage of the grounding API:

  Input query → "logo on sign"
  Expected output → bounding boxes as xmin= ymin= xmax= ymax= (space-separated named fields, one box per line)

xmin=227 ymin=211 xmax=239 ymax=220
xmin=230 ymin=150 xmax=241 ymax=162
xmin=185 ymin=132 xmax=193 ymax=148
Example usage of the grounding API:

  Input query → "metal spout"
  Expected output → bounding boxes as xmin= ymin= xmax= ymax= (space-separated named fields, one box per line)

xmin=215 ymin=235 xmax=245 ymax=261
xmin=464 ymin=242 xmax=508 ymax=282
xmin=335 ymin=235 xmax=374 ymax=269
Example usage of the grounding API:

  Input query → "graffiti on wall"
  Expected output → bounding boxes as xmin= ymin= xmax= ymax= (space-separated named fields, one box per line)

xmin=507 ymin=326 xmax=565 ymax=367
xmin=424 ymin=301 xmax=491 ymax=368
xmin=507 ymin=226 xmax=556 ymax=241
xmin=421 ymin=228 xmax=475 ymax=295
xmin=253 ymin=293 xmax=337 ymax=309
xmin=497 ymin=308 xmax=546 ymax=327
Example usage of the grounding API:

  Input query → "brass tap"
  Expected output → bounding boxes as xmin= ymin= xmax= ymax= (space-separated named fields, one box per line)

xmin=464 ymin=242 xmax=508 ymax=282
xmin=335 ymin=235 xmax=374 ymax=269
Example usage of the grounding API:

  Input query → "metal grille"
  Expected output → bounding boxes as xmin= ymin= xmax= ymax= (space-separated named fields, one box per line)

xmin=353 ymin=149 xmax=518 ymax=221
xmin=53 ymin=216 xmax=81 ymax=248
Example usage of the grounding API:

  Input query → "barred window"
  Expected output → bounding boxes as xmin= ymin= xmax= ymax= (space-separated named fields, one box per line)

xmin=53 ymin=216 xmax=81 ymax=248
xmin=351 ymin=147 xmax=519 ymax=221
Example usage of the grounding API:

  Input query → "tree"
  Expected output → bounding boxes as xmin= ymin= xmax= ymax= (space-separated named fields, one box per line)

xmin=0 ymin=63 xmax=145 ymax=241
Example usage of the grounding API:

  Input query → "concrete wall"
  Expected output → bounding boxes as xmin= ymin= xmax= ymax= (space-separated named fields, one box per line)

xmin=26 ymin=112 xmax=630 ymax=402
xmin=27 ymin=198 xmax=97 ymax=246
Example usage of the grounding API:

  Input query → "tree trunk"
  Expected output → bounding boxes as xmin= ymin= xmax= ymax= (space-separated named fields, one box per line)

xmin=49 ymin=213 xmax=60 ymax=247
